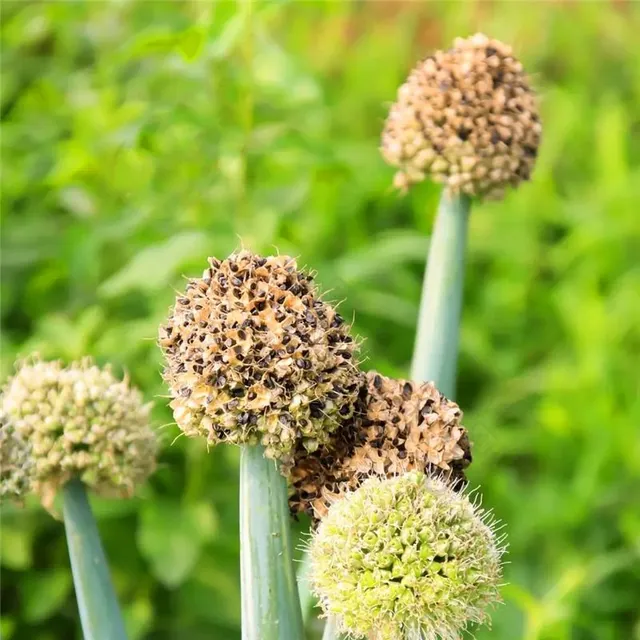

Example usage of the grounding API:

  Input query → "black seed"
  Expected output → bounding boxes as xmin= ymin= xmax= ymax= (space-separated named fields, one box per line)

xmin=232 ymin=277 xmax=242 ymax=286
xmin=524 ymin=145 xmax=537 ymax=158
xmin=457 ymin=127 xmax=470 ymax=141
xmin=373 ymin=375 xmax=383 ymax=390
xmin=485 ymin=46 xmax=497 ymax=57
xmin=339 ymin=405 xmax=350 ymax=416
xmin=255 ymin=300 xmax=266 ymax=312
xmin=279 ymin=413 xmax=291 ymax=425
xmin=229 ymin=262 xmax=238 ymax=272
xmin=178 ymin=297 xmax=190 ymax=305
xmin=398 ymin=450 xmax=407 ymax=459
xmin=491 ymin=131 xmax=500 ymax=145
xmin=433 ymin=555 xmax=447 ymax=563
xmin=402 ymin=382 xmax=413 ymax=397
xmin=230 ymin=387 xmax=245 ymax=398
xmin=217 ymin=376 xmax=227 ymax=387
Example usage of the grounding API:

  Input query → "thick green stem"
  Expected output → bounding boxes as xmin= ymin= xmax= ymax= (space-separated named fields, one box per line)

xmin=297 ymin=548 xmax=315 ymax=626
xmin=410 ymin=191 xmax=471 ymax=396
xmin=62 ymin=478 xmax=127 ymax=640
xmin=239 ymin=444 xmax=303 ymax=640
xmin=322 ymin=616 xmax=344 ymax=640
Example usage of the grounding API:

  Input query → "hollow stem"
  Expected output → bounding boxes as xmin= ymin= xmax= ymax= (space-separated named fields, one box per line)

xmin=410 ymin=190 xmax=471 ymax=396
xmin=239 ymin=444 xmax=303 ymax=640
xmin=62 ymin=478 xmax=127 ymax=640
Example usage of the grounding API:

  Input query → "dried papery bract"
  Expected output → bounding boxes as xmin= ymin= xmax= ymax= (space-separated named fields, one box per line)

xmin=1 ymin=357 xmax=157 ymax=508
xmin=309 ymin=472 xmax=505 ymax=640
xmin=159 ymin=250 xmax=361 ymax=468
xmin=289 ymin=371 xmax=471 ymax=522
xmin=381 ymin=33 xmax=541 ymax=199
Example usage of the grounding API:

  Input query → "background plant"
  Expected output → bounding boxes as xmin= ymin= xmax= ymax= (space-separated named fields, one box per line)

xmin=1 ymin=2 xmax=640 ymax=639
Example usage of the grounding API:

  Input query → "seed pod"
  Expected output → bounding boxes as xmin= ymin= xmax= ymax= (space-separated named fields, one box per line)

xmin=159 ymin=251 xmax=361 ymax=468
xmin=381 ymin=33 xmax=541 ymax=199
xmin=1 ymin=357 xmax=157 ymax=508
xmin=289 ymin=371 xmax=471 ymax=521
xmin=309 ymin=471 xmax=505 ymax=640
xmin=0 ymin=412 xmax=33 ymax=500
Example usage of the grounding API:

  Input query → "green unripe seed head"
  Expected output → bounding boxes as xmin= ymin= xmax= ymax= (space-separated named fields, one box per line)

xmin=1 ymin=357 xmax=157 ymax=508
xmin=309 ymin=471 xmax=505 ymax=640
xmin=0 ymin=412 xmax=33 ymax=500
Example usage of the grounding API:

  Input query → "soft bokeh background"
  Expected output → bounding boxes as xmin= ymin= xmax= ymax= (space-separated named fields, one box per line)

xmin=2 ymin=1 xmax=640 ymax=638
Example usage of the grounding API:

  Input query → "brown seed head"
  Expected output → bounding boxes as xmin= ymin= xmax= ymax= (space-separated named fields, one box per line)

xmin=381 ymin=33 xmax=541 ymax=199
xmin=289 ymin=371 xmax=471 ymax=521
xmin=159 ymin=251 xmax=361 ymax=467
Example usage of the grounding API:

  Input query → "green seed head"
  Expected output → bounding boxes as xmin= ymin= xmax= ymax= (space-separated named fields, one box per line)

xmin=1 ymin=357 xmax=157 ymax=507
xmin=159 ymin=251 xmax=361 ymax=468
xmin=0 ymin=412 xmax=33 ymax=501
xmin=381 ymin=33 xmax=541 ymax=199
xmin=309 ymin=471 xmax=504 ymax=640
xmin=289 ymin=372 xmax=471 ymax=521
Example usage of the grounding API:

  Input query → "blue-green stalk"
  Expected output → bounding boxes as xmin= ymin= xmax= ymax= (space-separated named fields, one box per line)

xmin=63 ymin=478 xmax=127 ymax=640
xmin=321 ymin=192 xmax=471 ymax=640
xmin=411 ymin=191 xmax=471 ymax=395
xmin=240 ymin=444 xmax=303 ymax=640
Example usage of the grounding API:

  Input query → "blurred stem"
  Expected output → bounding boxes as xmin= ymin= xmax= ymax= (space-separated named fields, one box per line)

xmin=239 ymin=444 xmax=303 ymax=640
xmin=297 ymin=548 xmax=315 ymax=625
xmin=62 ymin=478 xmax=127 ymax=640
xmin=322 ymin=616 xmax=345 ymax=640
xmin=410 ymin=190 xmax=471 ymax=396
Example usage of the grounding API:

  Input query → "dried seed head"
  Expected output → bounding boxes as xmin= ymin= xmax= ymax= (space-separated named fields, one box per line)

xmin=159 ymin=251 xmax=361 ymax=467
xmin=0 ymin=412 xmax=33 ymax=501
xmin=290 ymin=372 xmax=471 ymax=521
xmin=381 ymin=33 xmax=541 ymax=199
xmin=309 ymin=471 xmax=505 ymax=640
xmin=1 ymin=357 xmax=157 ymax=508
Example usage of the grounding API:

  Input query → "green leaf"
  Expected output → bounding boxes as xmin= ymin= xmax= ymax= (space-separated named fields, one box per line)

xmin=0 ymin=524 xmax=33 ymax=570
xmin=21 ymin=570 xmax=72 ymax=623
xmin=99 ymin=232 xmax=210 ymax=298
xmin=137 ymin=499 xmax=218 ymax=588
xmin=178 ymin=27 xmax=206 ymax=62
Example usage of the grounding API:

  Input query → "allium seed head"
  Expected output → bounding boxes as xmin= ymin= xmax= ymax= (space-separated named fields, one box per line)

xmin=0 ymin=412 xmax=33 ymax=500
xmin=381 ymin=33 xmax=541 ymax=199
xmin=309 ymin=472 xmax=505 ymax=640
xmin=159 ymin=251 xmax=361 ymax=467
xmin=290 ymin=372 xmax=471 ymax=521
xmin=1 ymin=357 xmax=157 ymax=507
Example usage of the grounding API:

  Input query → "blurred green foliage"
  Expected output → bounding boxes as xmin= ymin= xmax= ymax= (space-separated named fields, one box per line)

xmin=1 ymin=1 xmax=640 ymax=639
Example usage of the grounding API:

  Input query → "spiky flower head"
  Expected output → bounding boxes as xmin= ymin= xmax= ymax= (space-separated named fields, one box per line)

xmin=381 ymin=33 xmax=541 ymax=199
xmin=0 ymin=412 xmax=33 ymax=500
xmin=1 ymin=357 xmax=157 ymax=508
xmin=309 ymin=471 xmax=504 ymax=640
xmin=159 ymin=251 xmax=361 ymax=468
xmin=290 ymin=372 xmax=471 ymax=521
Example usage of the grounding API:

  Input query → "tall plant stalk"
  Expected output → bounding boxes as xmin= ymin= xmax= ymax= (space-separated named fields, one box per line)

xmin=62 ymin=478 xmax=127 ymax=640
xmin=239 ymin=444 xmax=303 ymax=640
xmin=411 ymin=191 xmax=471 ymax=395
xmin=321 ymin=191 xmax=471 ymax=640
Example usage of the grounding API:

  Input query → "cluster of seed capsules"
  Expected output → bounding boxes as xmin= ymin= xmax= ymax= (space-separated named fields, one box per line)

xmin=0 ymin=358 xmax=157 ymax=509
xmin=158 ymin=250 xmax=473 ymax=520
xmin=157 ymin=249 xmax=504 ymax=639
xmin=381 ymin=32 xmax=541 ymax=199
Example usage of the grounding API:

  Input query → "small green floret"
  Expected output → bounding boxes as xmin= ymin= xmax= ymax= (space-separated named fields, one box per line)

xmin=309 ymin=471 xmax=504 ymax=640
xmin=1 ymin=357 xmax=157 ymax=508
